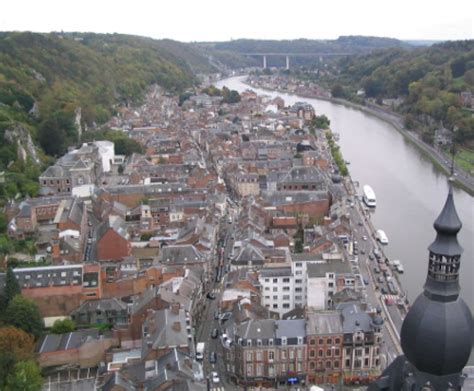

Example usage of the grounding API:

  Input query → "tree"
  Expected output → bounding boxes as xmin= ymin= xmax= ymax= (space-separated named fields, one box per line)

xmin=4 ymin=267 xmax=21 ymax=305
xmin=5 ymin=360 xmax=43 ymax=391
xmin=0 ymin=326 xmax=34 ymax=361
xmin=51 ymin=318 xmax=75 ymax=334
xmin=331 ymin=84 xmax=345 ymax=98
xmin=4 ymin=295 xmax=43 ymax=340
xmin=0 ymin=326 xmax=35 ymax=388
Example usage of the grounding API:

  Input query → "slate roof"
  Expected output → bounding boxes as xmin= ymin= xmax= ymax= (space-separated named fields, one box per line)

xmin=340 ymin=304 xmax=373 ymax=334
xmin=306 ymin=260 xmax=351 ymax=278
xmin=306 ymin=312 xmax=343 ymax=335
xmin=159 ymin=245 xmax=205 ymax=264
xmin=37 ymin=329 xmax=101 ymax=353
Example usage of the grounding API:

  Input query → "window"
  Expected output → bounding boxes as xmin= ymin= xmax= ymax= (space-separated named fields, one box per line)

xmin=295 ymin=262 xmax=302 ymax=267
xmin=335 ymin=348 xmax=340 ymax=356
xmin=326 ymin=361 xmax=332 ymax=369
xmin=319 ymin=338 xmax=324 ymax=345
xmin=273 ymin=295 xmax=278 ymax=300
xmin=327 ymin=338 xmax=332 ymax=345
xmin=282 ymin=337 xmax=287 ymax=346
xmin=281 ymin=363 xmax=287 ymax=372
xmin=283 ymin=278 xmax=290 ymax=283
xmin=298 ymin=337 xmax=303 ymax=345
xmin=273 ymin=304 xmax=278 ymax=309
xmin=334 ymin=360 xmax=340 ymax=368
xmin=310 ymin=362 xmax=315 ymax=369
xmin=247 ymin=364 xmax=253 ymax=376
xmin=310 ymin=350 xmax=316 ymax=358
xmin=310 ymin=339 xmax=316 ymax=345
xmin=283 ymin=295 xmax=290 ymax=300
xmin=265 ymin=296 xmax=270 ymax=299
xmin=256 ymin=351 xmax=262 ymax=360
xmin=295 ymin=279 xmax=302 ymax=284
xmin=318 ymin=350 xmax=323 ymax=357
xmin=273 ymin=287 xmax=278 ymax=292
xmin=273 ymin=278 xmax=278 ymax=283
xmin=295 ymin=270 xmax=303 ymax=275
xmin=365 ymin=347 xmax=370 ymax=355
xmin=295 ymin=295 xmax=302 ymax=301
xmin=328 ymin=282 xmax=334 ymax=287
xmin=257 ymin=363 xmax=263 ymax=376
xmin=289 ymin=363 xmax=295 ymax=372
xmin=269 ymin=339 xmax=274 ymax=346
xmin=297 ymin=349 xmax=303 ymax=359
xmin=335 ymin=338 xmax=341 ymax=344
xmin=295 ymin=287 xmax=302 ymax=292
xmin=264 ymin=278 xmax=269 ymax=282
xmin=283 ymin=286 xmax=290 ymax=291
xmin=281 ymin=350 xmax=287 ymax=359
xmin=269 ymin=351 xmax=274 ymax=360
xmin=257 ymin=339 xmax=262 ymax=347
xmin=247 ymin=340 xmax=252 ymax=347
xmin=345 ymin=358 xmax=351 ymax=368
xmin=246 ymin=352 xmax=252 ymax=361
xmin=265 ymin=287 xmax=270 ymax=291
xmin=283 ymin=303 xmax=290 ymax=309
xmin=328 ymin=273 xmax=334 ymax=279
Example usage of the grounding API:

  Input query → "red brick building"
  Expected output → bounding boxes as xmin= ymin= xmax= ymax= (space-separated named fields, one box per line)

xmin=96 ymin=215 xmax=131 ymax=261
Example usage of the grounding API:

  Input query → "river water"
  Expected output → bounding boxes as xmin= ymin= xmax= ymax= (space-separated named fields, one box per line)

xmin=216 ymin=76 xmax=474 ymax=314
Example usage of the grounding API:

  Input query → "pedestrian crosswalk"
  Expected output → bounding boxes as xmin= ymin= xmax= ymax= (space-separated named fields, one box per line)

xmin=211 ymin=288 xmax=220 ymax=294
xmin=382 ymin=294 xmax=398 ymax=300
xmin=210 ymin=387 xmax=225 ymax=391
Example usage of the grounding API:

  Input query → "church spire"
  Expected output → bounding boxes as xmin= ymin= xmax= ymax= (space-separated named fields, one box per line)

xmin=424 ymin=184 xmax=463 ymax=301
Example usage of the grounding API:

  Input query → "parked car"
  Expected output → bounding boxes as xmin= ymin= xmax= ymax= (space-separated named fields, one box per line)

xmin=211 ymin=371 xmax=220 ymax=383
xmin=363 ymin=277 xmax=369 ymax=285
xmin=381 ymin=287 xmax=388 ymax=295
xmin=373 ymin=267 xmax=380 ymax=274
xmin=211 ymin=328 xmax=219 ymax=339
xmin=207 ymin=292 xmax=216 ymax=300
xmin=214 ymin=310 xmax=220 ymax=320
xmin=368 ymin=254 xmax=374 ymax=261
xmin=377 ymin=276 xmax=385 ymax=283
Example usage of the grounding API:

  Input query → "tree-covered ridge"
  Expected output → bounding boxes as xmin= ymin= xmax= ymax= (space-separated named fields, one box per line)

xmin=323 ymin=40 xmax=474 ymax=146
xmin=0 ymin=32 xmax=216 ymax=201
xmin=208 ymin=36 xmax=411 ymax=54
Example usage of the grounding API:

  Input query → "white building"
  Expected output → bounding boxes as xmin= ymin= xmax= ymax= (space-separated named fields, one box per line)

xmin=259 ymin=266 xmax=295 ymax=316
xmin=95 ymin=140 xmax=115 ymax=173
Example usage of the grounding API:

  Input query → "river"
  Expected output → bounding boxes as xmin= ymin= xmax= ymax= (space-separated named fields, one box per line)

xmin=216 ymin=75 xmax=474 ymax=316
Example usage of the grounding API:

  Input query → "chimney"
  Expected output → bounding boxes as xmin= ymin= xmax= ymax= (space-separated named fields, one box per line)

xmin=172 ymin=321 xmax=182 ymax=332
xmin=171 ymin=303 xmax=180 ymax=315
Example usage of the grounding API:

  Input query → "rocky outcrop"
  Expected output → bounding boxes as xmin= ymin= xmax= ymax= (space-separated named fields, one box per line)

xmin=4 ymin=124 xmax=40 ymax=164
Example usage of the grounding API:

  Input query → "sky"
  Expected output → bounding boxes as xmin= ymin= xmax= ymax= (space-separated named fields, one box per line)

xmin=1 ymin=0 xmax=472 ymax=42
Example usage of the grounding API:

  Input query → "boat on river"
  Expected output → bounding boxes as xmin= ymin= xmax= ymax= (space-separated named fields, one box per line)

xmin=363 ymin=185 xmax=376 ymax=207
xmin=392 ymin=259 xmax=404 ymax=273
xmin=376 ymin=229 xmax=389 ymax=245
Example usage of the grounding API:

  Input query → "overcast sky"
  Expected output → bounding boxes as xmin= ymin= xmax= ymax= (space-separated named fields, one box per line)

xmin=1 ymin=0 xmax=472 ymax=42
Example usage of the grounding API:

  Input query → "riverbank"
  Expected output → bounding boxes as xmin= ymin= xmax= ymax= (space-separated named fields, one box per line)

xmin=243 ymin=77 xmax=474 ymax=196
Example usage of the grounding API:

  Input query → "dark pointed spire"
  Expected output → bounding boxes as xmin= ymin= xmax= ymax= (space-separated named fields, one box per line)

xmin=424 ymin=185 xmax=464 ymax=301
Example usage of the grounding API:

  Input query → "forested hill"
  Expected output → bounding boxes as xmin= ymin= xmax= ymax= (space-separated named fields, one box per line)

xmin=0 ymin=31 xmax=217 ymax=201
xmin=328 ymin=40 xmax=474 ymax=146
xmin=204 ymin=36 xmax=411 ymax=54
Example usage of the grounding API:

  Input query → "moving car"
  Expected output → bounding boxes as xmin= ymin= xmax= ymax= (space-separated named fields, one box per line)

xmin=211 ymin=372 xmax=220 ymax=383
xmin=209 ymin=351 xmax=217 ymax=364
xmin=206 ymin=292 xmax=216 ymax=300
